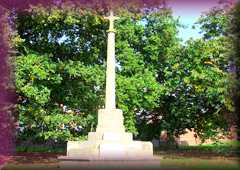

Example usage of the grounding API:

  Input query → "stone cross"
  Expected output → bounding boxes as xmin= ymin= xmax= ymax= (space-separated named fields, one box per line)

xmin=104 ymin=11 xmax=119 ymax=109
xmin=59 ymin=10 xmax=154 ymax=161
xmin=104 ymin=10 xmax=119 ymax=32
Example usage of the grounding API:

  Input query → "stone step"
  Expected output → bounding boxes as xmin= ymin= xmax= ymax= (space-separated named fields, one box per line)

xmin=65 ymin=140 xmax=153 ymax=160
xmin=88 ymin=132 xmax=133 ymax=141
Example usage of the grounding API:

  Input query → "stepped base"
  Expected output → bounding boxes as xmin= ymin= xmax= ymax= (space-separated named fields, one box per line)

xmin=59 ymin=140 xmax=153 ymax=160
xmin=58 ymin=109 xmax=153 ymax=160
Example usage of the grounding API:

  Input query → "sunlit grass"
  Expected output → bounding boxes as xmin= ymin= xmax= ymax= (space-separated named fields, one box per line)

xmin=159 ymin=157 xmax=240 ymax=170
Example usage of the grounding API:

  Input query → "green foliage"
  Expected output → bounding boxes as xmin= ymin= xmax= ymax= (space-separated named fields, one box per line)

xmin=16 ymin=53 xmax=61 ymax=105
xmin=136 ymin=6 xmax=233 ymax=142
xmin=14 ymin=7 xmax=108 ymax=141
xmin=228 ymin=2 xmax=240 ymax=135
xmin=115 ymin=11 xmax=162 ymax=134
xmin=197 ymin=7 xmax=228 ymax=39
xmin=166 ymin=38 xmax=231 ymax=141
xmin=16 ymin=145 xmax=65 ymax=153
xmin=15 ymin=51 xmax=98 ymax=142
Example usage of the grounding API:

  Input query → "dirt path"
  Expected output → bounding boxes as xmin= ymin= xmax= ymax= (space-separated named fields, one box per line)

xmin=6 ymin=153 xmax=62 ymax=164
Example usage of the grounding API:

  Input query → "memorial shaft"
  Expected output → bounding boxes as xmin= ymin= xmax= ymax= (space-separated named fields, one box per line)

xmin=105 ymin=31 xmax=115 ymax=109
xmin=105 ymin=11 xmax=118 ymax=109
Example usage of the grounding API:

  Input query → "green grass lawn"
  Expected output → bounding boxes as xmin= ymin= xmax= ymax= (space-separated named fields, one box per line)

xmin=179 ymin=140 xmax=240 ymax=152
xmin=5 ymin=141 xmax=238 ymax=170
xmin=154 ymin=140 xmax=240 ymax=156
xmin=159 ymin=157 xmax=240 ymax=170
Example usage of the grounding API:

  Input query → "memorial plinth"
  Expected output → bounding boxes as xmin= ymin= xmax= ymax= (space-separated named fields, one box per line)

xmin=58 ymin=11 xmax=153 ymax=161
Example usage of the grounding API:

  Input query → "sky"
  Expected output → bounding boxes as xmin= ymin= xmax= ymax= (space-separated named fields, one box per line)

xmin=166 ymin=0 xmax=221 ymax=42
xmin=57 ymin=0 xmax=234 ymax=44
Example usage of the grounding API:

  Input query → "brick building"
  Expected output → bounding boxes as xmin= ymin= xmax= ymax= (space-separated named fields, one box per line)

xmin=158 ymin=126 xmax=238 ymax=146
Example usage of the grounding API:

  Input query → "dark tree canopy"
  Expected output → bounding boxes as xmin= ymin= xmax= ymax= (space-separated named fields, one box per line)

xmin=0 ymin=0 xmax=165 ymax=12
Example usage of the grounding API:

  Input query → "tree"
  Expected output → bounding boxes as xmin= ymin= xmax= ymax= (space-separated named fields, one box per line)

xmin=137 ymin=4 xmax=234 ymax=142
xmin=228 ymin=2 xmax=240 ymax=138
xmin=14 ymin=7 xmax=107 ymax=142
